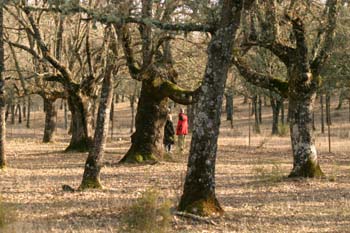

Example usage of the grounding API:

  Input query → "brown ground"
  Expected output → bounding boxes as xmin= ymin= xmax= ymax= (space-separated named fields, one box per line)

xmin=1 ymin=98 xmax=350 ymax=233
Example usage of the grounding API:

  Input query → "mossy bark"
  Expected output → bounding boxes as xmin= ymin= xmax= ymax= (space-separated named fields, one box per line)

xmin=288 ymin=68 xmax=324 ymax=178
xmin=79 ymin=177 xmax=103 ymax=190
xmin=119 ymin=80 xmax=167 ymax=164
xmin=43 ymin=98 xmax=57 ymax=143
xmin=179 ymin=0 xmax=249 ymax=217
xmin=178 ymin=194 xmax=223 ymax=216
xmin=65 ymin=92 xmax=92 ymax=152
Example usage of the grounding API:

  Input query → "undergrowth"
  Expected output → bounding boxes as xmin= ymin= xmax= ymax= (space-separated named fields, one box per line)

xmin=122 ymin=189 xmax=172 ymax=233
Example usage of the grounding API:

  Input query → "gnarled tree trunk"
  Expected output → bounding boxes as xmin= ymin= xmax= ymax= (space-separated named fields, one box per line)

xmin=119 ymin=80 xmax=168 ymax=163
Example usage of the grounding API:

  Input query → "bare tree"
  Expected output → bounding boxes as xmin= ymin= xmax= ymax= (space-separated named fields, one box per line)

xmin=233 ymin=0 xmax=340 ymax=177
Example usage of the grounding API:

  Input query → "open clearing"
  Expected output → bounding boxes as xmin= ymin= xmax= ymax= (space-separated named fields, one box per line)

xmin=1 ymin=99 xmax=350 ymax=233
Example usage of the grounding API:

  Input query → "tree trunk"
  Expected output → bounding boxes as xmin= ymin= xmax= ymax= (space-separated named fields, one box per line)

xmin=26 ymin=95 xmax=31 ymax=128
xmin=225 ymin=93 xmax=233 ymax=122
xmin=64 ymin=100 xmax=68 ymax=130
xmin=130 ymin=95 xmax=135 ymax=133
xmin=43 ymin=98 xmax=57 ymax=143
xmin=280 ymin=100 xmax=285 ymax=124
xmin=80 ymin=60 xmax=114 ymax=190
xmin=178 ymin=0 xmax=248 ymax=216
xmin=10 ymin=104 xmax=15 ymax=125
xmin=91 ymin=98 xmax=97 ymax=130
xmin=258 ymin=95 xmax=262 ymax=123
xmin=22 ymin=98 xmax=26 ymax=120
xmin=270 ymin=97 xmax=281 ymax=135
xmin=312 ymin=111 xmax=316 ymax=131
xmin=65 ymin=92 xmax=92 ymax=152
xmin=326 ymin=93 xmax=331 ymax=125
xmin=110 ymin=99 xmax=114 ymax=139
xmin=119 ymin=80 xmax=168 ymax=163
xmin=16 ymin=104 xmax=22 ymax=124
xmin=288 ymin=72 xmax=324 ymax=178
xmin=187 ymin=104 xmax=195 ymax=132
xmin=348 ymin=99 xmax=350 ymax=123
xmin=336 ymin=89 xmax=345 ymax=110
xmin=253 ymin=96 xmax=260 ymax=133
xmin=0 ymin=4 xmax=5 ymax=169
xmin=320 ymin=94 xmax=325 ymax=133
xmin=5 ymin=103 xmax=9 ymax=121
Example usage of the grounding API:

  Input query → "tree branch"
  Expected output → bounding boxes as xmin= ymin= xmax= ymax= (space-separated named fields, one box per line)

xmin=310 ymin=0 xmax=339 ymax=76
xmin=113 ymin=24 xmax=141 ymax=80
xmin=233 ymin=57 xmax=288 ymax=98
xmin=161 ymin=80 xmax=200 ymax=105
xmin=24 ymin=5 xmax=215 ymax=33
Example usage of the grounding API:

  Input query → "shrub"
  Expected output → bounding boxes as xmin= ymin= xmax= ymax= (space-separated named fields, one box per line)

xmin=122 ymin=189 xmax=172 ymax=233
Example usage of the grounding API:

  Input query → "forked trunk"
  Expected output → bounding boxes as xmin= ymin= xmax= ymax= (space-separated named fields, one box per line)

xmin=80 ymin=62 xmax=114 ymax=190
xmin=119 ymin=80 xmax=167 ymax=164
xmin=43 ymin=98 xmax=57 ymax=143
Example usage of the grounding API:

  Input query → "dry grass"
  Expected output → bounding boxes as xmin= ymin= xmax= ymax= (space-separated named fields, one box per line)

xmin=0 ymin=99 xmax=350 ymax=232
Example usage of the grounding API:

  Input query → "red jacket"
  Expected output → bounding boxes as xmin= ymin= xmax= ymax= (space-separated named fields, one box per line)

xmin=176 ymin=113 xmax=188 ymax=135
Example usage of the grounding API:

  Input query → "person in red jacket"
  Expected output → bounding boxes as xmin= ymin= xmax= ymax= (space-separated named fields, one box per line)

xmin=176 ymin=108 xmax=188 ymax=152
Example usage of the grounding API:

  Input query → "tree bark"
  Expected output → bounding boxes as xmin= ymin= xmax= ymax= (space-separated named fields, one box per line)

xmin=129 ymin=94 xmax=135 ymax=133
xmin=326 ymin=93 xmax=331 ymax=125
xmin=26 ymin=95 xmax=31 ymax=128
xmin=320 ymin=94 xmax=325 ymax=133
xmin=253 ymin=96 xmax=260 ymax=133
xmin=258 ymin=95 xmax=262 ymax=123
xmin=16 ymin=104 xmax=22 ymax=124
xmin=288 ymin=70 xmax=324 ymax=178
xmin=65 ymin=92 xmax=92 ymax=152
xmin=64 ymin=100 xmax=68 ymax=130
xmin=178 ymin=0 xmax=252 ymax=216
xmin=0 ymin=3 xmax=5 ymax=169
xmin=119 ymin=80 xmax=168 ymax=163
xmin=80 ymin=51 xmax=114 ymax=190
xmin=270 ymin=97 xmax=281 ymax=135
xmin=43 ymin=98 xmax=57 ymax=143
xmin=225 ymin=92 xmax=233 ymax=123
xmin=187 ymin=104 xmax=195 ymax=132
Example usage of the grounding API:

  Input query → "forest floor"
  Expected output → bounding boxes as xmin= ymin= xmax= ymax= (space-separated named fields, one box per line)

xmin=1 ymin=98 xmax=350 ymax=232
